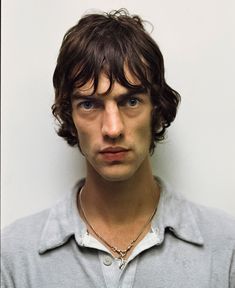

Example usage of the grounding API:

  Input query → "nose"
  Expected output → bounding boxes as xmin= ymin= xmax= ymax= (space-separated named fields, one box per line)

xmin=101 ymin=103 xmax=124 ymax=140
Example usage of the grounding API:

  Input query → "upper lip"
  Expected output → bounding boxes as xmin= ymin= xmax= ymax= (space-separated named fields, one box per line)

xmin=100 ymin=147 xmax=129 ymax=153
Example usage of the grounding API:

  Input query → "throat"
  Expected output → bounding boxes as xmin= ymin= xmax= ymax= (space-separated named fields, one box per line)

xmin=78 ymin=182 xmax=160 ymax=262
xmin=82 ymin=167 xmax=160 ymax=225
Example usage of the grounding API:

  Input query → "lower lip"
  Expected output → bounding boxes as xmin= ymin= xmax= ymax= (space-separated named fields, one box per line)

xmin=100 ymin=151 xmax=129 ymax=161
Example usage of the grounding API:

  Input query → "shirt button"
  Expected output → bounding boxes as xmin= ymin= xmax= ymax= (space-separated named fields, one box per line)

xmin=103 ymin=255 xmax=113 ymax=266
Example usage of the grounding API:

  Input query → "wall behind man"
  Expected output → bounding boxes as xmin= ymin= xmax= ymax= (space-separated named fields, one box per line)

xmin=2 ymin=0 xmax=235 ymax=228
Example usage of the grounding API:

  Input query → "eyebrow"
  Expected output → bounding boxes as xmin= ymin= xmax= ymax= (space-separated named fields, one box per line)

xmin=72 ymin=87 xmax=148 ymax=101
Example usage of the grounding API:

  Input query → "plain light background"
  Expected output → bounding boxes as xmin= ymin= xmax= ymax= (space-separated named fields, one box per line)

xmin=2 ymin=0 xmax=235 ymax=228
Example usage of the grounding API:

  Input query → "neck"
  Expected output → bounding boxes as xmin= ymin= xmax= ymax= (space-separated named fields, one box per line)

xmin=80 ymin=157 xmax=160 ymax=226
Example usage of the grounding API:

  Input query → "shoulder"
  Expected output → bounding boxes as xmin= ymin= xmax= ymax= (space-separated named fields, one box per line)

xmin=2 ymin=209 xmax=50 ymax=255
xmin=188 ymin=200 xmax=235 ymax=246
xmin=1 ymin=209 xmax=51 ymax=287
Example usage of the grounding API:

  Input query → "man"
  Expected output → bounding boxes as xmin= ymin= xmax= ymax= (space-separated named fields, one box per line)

xmin=2 ymin=9 xmax=235 ymax=288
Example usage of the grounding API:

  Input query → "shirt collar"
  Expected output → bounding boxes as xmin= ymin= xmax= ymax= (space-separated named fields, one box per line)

xmin=38 ymin=177 xmax=204 ymax=254
xmin=151 ymin=177 xmax=204 ymax=246
xmin=38 ymin=179 xmax=86 ymax=254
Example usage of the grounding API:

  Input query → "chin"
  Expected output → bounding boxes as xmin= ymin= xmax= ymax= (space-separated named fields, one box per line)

xmin=97 ymin=165 xmax=138 ymax=182
xmin=101 ymin=174 xmax=132 ymax=182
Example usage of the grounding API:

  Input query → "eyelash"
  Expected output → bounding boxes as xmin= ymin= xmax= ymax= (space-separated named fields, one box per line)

xmin=77 ymin=97 xmax=142 ymax=111
xmin=124 ymin=97 xmax=141 ymax=107
xmin=78 ymin=101 xmax=97 ymax=110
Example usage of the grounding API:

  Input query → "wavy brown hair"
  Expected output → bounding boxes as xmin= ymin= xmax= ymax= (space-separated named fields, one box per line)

xmin=52 ymin=9 xmax=180 ymax=154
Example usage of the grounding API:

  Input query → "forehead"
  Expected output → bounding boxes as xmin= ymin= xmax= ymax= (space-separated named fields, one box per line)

xmin=74 ymin=66 xmax=142 ymax=97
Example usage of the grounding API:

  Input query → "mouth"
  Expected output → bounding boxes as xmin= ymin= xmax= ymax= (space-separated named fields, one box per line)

xmin=99 ymin=147 xmax=130 ymax=161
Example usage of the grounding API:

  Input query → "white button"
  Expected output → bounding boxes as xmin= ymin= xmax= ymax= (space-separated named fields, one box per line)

xmin=103 ymin=255 xmax=113 ymax=266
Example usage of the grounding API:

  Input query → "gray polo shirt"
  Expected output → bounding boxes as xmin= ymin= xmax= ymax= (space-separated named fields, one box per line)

xmin=2 ymin=178 xmax=235 ymax=287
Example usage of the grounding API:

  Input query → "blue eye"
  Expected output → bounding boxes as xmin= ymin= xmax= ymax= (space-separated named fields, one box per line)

xmin=79 ymin=101 xmax=94 ymax=110
xmin=127 ymin=98 xmax=139 ymax=107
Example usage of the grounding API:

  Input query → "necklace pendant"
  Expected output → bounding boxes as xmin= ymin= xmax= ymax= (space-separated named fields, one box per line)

xmin=119 ymin=251 xmax=127 ymax=258
xmin=79 ymin=186 xmax=158 ymax=270
xmin=119 ymin=257 xmax=126 ymax=269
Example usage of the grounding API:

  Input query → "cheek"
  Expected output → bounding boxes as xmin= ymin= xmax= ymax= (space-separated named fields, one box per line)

xmin=74 ymin=127 xmax=91 ymax=157
xmin=73 ymin=119 xmax=99 ymax=150
xmin=136 ymin=114 xmax=152 ymax=137
xmin=72 ymin=118 xmax=87 ymax=144
xmin=75 ymin=126 xmax=90 ymax=144
xmin=127 ymin=114 xmax=152 ymax=148
xmin=73 ymin=115 xmax=89 ymax=135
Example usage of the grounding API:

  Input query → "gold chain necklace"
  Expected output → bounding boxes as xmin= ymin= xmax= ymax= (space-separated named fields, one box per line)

xmin=79 ymin=187 xmax=158 ymax=269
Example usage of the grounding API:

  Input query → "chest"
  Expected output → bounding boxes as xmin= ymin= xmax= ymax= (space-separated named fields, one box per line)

xmin=12 ymin=235 xmax=232 ymax=288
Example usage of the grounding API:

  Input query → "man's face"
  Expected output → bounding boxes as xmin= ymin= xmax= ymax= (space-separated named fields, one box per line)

xmin=71 ymin=71 xmax=153 ymax=182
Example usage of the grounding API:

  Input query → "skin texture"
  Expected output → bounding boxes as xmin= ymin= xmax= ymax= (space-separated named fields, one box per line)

xmin=71 ymin=70 xmax=160 ymax=257
xmin=72 ymin=73 xmax=153 ymax=182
